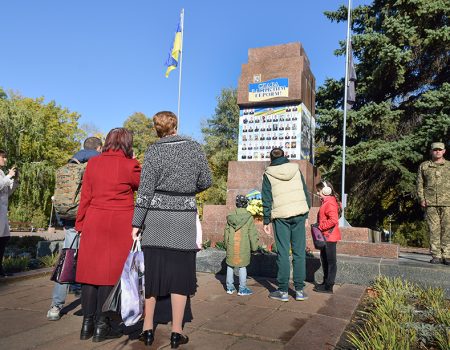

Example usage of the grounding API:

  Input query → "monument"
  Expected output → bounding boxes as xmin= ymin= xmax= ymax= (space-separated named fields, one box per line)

xmin=201 ymin=42 xmax=399 ymax=259
xmin=237 ymin=42 xmax=315 ymax=162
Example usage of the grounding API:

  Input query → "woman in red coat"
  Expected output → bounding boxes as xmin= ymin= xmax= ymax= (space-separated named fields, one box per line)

xmin=314 ymin=181 xmax=342 ymax=294
xmin=75 ymin=128 xmax=141 ymax=342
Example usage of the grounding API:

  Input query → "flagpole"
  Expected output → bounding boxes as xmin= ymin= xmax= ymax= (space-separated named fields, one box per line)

xmin=339 ymin=0 xmax=352 ymax=227
xmin=177 ymin=8 xmax=184 ymax=132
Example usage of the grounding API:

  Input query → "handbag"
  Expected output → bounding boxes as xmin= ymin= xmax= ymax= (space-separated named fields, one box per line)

xmin=310 ymin=223 xmax=327 ymax=250
xmin=50 ymin=235 xmax=79 ymax=284
xmin=120 ymin=238 xmax=145 ymax=326
xmin=102 ymin=279 xmax=121 ymax=314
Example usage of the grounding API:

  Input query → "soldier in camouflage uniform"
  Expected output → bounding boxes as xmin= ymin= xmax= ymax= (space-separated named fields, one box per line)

xmin=417 ymin=142 xmax=450 ymax=265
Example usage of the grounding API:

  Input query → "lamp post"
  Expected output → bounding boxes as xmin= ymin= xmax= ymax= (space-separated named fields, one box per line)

xmin=387 ymin=215 xmax=394 ymax=244
xmin=339 ymin=0 xmax=353 ymax=227
xmin=48 ymin=196 xmax=56 ymax=234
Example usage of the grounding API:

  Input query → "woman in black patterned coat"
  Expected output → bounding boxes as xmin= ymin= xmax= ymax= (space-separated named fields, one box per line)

xmin=131 ymin=111 xmax=212 ymax=348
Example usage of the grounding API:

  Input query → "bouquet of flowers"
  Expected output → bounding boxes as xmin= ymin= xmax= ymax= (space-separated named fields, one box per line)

xmin=246 ymin=189 xmax=263 ymax=217
xmin=246 ymin=199 xmax=263 ymax=217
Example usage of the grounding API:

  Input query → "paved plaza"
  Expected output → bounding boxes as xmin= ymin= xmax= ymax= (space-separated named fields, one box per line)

xmin=0 ymin=271 xmax=365 ymax=350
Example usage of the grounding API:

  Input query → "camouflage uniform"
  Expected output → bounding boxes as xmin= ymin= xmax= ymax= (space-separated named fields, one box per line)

xmin=416 ymin=159 xmax=450 ymax=260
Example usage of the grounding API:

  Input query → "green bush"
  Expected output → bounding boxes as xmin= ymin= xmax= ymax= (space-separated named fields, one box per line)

xmin=393 ymin=221 xmax=429 ymax=248
xmin=202 ymin=239 xmax=211 ymax=249
xmin=31 ymin=210 xmax=48 ymax=229
xmin=3 ymin=256 xmax=30 ymax=273
xmin=9 ymin=205 xmax=48 ymax=230
xmin=214 ymin=240 xmax=226 ymax=251
xmin=38 ymin=253 xmax=59 ymax=268
xmin=346 ymin=276 xmax=450 ymax=350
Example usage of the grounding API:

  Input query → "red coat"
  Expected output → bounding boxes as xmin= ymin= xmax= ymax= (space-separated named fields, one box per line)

xmin=317 ymin=196 xmax=341 ymax=242
xmin=75 ymin=150 xmax=141 ymax=285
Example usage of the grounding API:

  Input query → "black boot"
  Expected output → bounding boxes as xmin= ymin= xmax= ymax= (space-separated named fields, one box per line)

xmin=139 ymin=329 xmax=155 ymax=346
xmin=170 ymin=332 xmax=189 ymax=348
xmin=313 ymin=284 xmax=334 ymax=294
xmin=92 ymin=315 xmax=122 ymax=342
xmin=80 ymin=316 xmax=95 ymax=340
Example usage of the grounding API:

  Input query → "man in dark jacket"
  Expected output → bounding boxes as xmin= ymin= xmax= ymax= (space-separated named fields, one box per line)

xmin=262 ymin=148 xmax=310 ymax=302
xmin=47 ymin=137 xmax=102 ymax=321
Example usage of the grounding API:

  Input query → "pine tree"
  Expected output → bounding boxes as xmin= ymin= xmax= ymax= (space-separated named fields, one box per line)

xmin=316 ymin=0 xmax=450 ymax=230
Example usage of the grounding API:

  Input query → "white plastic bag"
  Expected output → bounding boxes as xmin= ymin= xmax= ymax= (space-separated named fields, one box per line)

xmin=120 ymin=239 xmax=145 ymax=326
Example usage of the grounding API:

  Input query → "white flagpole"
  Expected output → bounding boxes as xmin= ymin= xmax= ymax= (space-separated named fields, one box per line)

xmin=339 ymin=0 xmax=352 ymax=227
xmin=177 ymin=9 xmax=184 ymax=133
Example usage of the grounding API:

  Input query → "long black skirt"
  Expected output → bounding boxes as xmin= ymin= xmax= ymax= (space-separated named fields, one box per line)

xmin=143 ymin=247 xmax=197 ymax=298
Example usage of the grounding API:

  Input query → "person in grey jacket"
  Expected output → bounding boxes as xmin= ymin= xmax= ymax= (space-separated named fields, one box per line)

xmin=0 ymin=149 xmax=18 ymax=277
xmin=131 ymin=111 xmax=212 ymax=348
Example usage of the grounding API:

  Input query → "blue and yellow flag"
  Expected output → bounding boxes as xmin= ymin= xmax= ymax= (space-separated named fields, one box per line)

xmin=165 ymin=16 xmax=182 ymax=78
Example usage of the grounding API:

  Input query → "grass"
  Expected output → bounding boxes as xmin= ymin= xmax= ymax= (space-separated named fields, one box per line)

xmin=38 ymin=253 xmax=59 ymax=268
xmin=344 ymin=276 xmax=450 ymax=350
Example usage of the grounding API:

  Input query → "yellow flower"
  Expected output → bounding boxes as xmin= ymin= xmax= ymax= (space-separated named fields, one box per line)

xmin=246 ymin=199 xmax=263 ymax=217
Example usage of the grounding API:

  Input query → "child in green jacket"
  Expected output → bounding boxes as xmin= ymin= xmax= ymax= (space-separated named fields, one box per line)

xmin=224 ymin=195 xmax=259 ymax=295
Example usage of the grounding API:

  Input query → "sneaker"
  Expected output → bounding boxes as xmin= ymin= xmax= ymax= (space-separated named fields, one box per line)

xmin=269 ymin=290 xmax=289 ymax=302
xmin=47 ymin=305 xmax=62 ymax=321
xmin=226 ymin=286 xmax=236 ymax=295
xmin=295 ymin=289 xmax=309 ymax=301
xmin=238 ymin=287 xmax=253 ymax=296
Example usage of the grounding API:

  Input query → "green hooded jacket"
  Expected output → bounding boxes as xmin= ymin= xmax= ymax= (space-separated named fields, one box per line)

xmin=224 ymin=208 xmax=259 ymax=267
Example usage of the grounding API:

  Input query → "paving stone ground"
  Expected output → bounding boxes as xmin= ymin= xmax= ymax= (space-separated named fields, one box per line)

xmin=0 ymin=272 xmax=365 ymax=350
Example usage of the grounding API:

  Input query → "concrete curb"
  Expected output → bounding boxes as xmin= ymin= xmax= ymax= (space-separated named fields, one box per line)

xmin=0 ymin=267 xmax=53 ymax=284
xmin=197 ymin=249 xmax=450 ymax=297
xmin=4 ymin=249 xmax=449 ymax=297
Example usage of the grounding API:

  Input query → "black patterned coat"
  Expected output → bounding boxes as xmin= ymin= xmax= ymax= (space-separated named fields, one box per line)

xmin=132 ymin=135 xmax=212 ymax=251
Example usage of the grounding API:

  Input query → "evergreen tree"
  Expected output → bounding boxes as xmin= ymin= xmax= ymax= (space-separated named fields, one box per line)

xmin=201 ymin=88 xmax=240 ymax=204
xmin=317 ymin=0 xmax=450 ymax=232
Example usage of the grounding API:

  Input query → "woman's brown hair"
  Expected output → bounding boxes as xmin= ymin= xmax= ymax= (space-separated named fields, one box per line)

xmin=153 ymin=111 xmax=178 ymax=138
xmin=102 ymin=128 xmax=134 ymax=158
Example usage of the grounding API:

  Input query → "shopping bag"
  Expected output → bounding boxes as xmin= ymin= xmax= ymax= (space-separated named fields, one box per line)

xmin=310 ymin=224 xmax=326 ymax=250
xmin=102 ymin=279 xmax=121 ymax=314
xmin=196 ymin=214 xmax=203 ymax=249
xmin=50 ymin=235 xmax=79 ymax=284
xmin=120 ymin=238 xmax=145 ymax=326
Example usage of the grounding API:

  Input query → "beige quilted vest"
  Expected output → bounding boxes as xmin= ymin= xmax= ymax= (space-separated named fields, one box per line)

xmin=265 ymin=163 xmax=309 ymax=219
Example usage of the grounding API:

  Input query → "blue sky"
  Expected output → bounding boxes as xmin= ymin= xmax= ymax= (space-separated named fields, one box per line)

xmin=0 ymin=0 xmax=367 ymax=141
